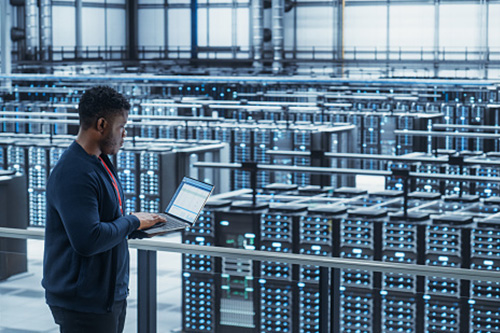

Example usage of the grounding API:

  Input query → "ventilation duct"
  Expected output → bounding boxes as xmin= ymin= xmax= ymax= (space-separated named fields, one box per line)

xmin=271 ymin=0 xmax=284 ymax=74
xmin=40 ymin=0 xmax=52 ymax=61
xmin=24 ymin=0 xmax=37 ymax=60
xmin=10 ymin=27 xmax=25 ymax=41
xmin=284 ymin=0 xmax=294 ymax=13
xmin=10 ymin=0 xmax=26 ymax=6
xmin=263 ymin=28 xmax=272 ymax=43
xmin=252 ymin=0 xmax=264 ymax=70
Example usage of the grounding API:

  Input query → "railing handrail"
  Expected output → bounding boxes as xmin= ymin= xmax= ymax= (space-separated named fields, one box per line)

xmin=2 ymin=226 xmax=500 ymax=283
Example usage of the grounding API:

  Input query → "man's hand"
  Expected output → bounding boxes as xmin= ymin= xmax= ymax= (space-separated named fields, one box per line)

xmin=131 ymin=212 xmax=166 ymax=230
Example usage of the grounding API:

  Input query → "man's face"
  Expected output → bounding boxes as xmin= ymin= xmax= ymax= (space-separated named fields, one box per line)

xmin=100 ymin=110 xmax=128 ymax=155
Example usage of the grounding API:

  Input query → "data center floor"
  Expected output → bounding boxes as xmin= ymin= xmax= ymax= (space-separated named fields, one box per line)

xmin=0 ymin=231 xmax=183 ymax=333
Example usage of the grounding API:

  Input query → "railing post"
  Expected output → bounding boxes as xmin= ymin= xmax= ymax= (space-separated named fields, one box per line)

xmin=319 ymin=267 xmax=329 ymax=333
xmin=137 ymin=249 xmax=157 ymax=333
xmin=331 ymin=268 xmax=341 ymax=333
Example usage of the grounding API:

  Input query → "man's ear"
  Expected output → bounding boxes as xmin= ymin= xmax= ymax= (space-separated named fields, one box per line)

xmin=96 ymin=117 xmax=107 ymax=133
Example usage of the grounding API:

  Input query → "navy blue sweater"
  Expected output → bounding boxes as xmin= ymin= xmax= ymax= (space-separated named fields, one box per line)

xmin=42 ymin=141 xmax=140 ymax=313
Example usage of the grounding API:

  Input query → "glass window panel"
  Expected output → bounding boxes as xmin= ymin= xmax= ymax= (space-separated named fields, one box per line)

xmin=139 ymin=0 xmax=164 ymax=4
xmin=83 ymin=7 xmax=105 ymax=46
xmin=439 ymin=3 xmax=480 ymax=50
xmin=489 ymin=4 xmax=500 ymax=49
xmin=208 ymin=8 xmax=232 ymax=46
xmin=344 ymin=5 xmax=387 ymax=50
xmin=107 ymin=8 xmax=126 ymax=47
xmin=296 ymin=6 xmax=334 ymax=49
xmin=168 ymin=9 xmax=191 ymax=49
xmin=236 ymin=8 xmax=250 ymax=48
xmin=198 ymin=8 xmax=208 ymax=46
xmin=389 ymin=4 xmax=434 ymax=49
xmin=53 ymin=6 xmax=76 ymax=47
xmin=139 ymin=8 xmax=165 ymax=47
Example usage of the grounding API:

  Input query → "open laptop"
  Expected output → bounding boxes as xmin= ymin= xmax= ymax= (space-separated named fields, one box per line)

xmin=142 ymin=177 xmax=214 ymax=235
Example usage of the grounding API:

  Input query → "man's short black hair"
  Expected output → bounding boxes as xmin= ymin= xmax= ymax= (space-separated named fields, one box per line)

xmin=78 ymin=86 xmax=131 ymax=130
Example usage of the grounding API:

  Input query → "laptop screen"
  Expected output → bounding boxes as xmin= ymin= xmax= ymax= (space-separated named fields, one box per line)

xmin=165 ymin=177 xmax=214 ymax=224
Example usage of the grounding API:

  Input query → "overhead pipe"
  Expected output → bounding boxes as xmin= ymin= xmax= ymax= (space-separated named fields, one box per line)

xmin=24 ymin=0 xmax=37 ymax=60
xmin=251 ymin=0 xmax=264 ymax=70
xmin=39 ymin=0 xmax=52 ymax=61
xmin=1 ymin=0 xmax=12 ymax=89
xmin=271 ymin=0 xmax=284 ymax=74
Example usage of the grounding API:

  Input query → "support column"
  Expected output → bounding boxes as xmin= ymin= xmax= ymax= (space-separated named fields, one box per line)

xmin=482 ymin=0 xmax=489 ymax=79
xmin=231 ymin=0 xmax=237 ymax=59
xmin=386 ymin=0 xmax=390 ymax=76
xmin=75 ymin=0 xmax=83 ymax=59
xmin=191 ymin=0 xmax=198 ymax=59
xmin=126 ymin=0 xmax=138 ymax=60
xmin=336 ymin=0 xmax=344 ymax=77
xmin=1 ymin=0 xmax=12 ymax=90
xmin=434 ymin=0 xmax=440 ymax=77
xmin=164 ymin=0 xmax=169 ymax=58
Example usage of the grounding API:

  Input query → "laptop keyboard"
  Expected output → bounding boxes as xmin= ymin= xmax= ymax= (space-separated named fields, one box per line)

xmin=148 ymin=217 xmax=187 ymax=231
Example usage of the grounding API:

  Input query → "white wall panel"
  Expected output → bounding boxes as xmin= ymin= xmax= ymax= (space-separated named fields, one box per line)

xmin=389 ymin=4 xmax=433 ymax=49
xmin=82 ymin=0 xmax=125 ymax=3
xmin=296 ymin=7 xmax=332 ymax=49
xmin=169 ymin=0 xmax=190 ymax=4
xmin=283 ymin=7 xmax=295 ymax=49
xmin=53 ymin=6 xmax=76 ymax=47
xmin=344 ymin=5 xmax=386 ymax=50
xmin=207 ymin=0 xmax=232 ymax=4
xmin=139 ymin=9 xmax=165 ymax=47
xmin=168 ymin=9 xmax=191 ymax=49
xmin=236 ymin=8 xmax=250 ymax=48
xmin=106 ymin=9 xmax=126 ymax=47
xmin=207 ymin=8 xmax=232 ymax=46
xmin=489 ymin=4 xmax=500 ymax=49
xmin=139 ymin=0 xmax=164 ymax=4
xmin=198 ymin=8 xmax=208 ymax=46
xmin=439 ymin=4 xmax=480 ymax=50
xmin=83 ymin=8 xmax=105 ymax=46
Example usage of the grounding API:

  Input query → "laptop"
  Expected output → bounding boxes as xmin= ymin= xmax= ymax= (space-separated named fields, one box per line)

xmin=142 ymin=177 xmax=214 ymax=235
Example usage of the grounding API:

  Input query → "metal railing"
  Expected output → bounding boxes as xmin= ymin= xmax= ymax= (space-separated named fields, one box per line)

xmin=8 ymin=46 xmax=500 ymax=64
xmin=2 ymin=226 xmax=500 ymax=284
xmin=2 ymin=226 xmax=500 ymax=333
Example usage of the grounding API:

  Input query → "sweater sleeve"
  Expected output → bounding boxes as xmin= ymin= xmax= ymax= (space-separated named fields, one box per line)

xmin=53 ymin=171 xmax=141 ymax=257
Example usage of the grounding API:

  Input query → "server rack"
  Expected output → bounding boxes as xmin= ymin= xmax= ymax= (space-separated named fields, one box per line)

xmin=182 ymin=200 xmax=231 ymax=333
xmin=0 ymin=171 xmax=28 ymax=281
xmin=299 ymin=205 xmax=345 ymax=333
xmin=116 ymin=145 xmax=146 ymax=213
xmin=340 ymin=208 xmax=387 ymax=333
xmin=215 ymin=204 xmax=266 ymax=332
xmin=424 ymin=214 xmax=473 ymax=332
xmin=138 ymin=146 xmax=178 ymax=213
xmin=259 ymin=203 xmax=306 ymax=333
xmin=27 ymin=142 xmax=50 ymax=227
xmin=382 ymin=212 xmax=429 ymax=333
xmin=470 ymin=218 xmax=500 ymax=333
xmin=474 ymin=152 xmax=500 ymax=197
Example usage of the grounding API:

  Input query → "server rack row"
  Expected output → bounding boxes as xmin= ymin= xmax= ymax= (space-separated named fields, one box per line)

xmin=181 ymin=187 xmax=500 ymax=333
xmin=0 ymin=134 xmax=228 ymax=227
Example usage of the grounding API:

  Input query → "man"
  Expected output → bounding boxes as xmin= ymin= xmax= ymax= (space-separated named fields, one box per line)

xmin=42 ymin=86 xmax=165 ymax=332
